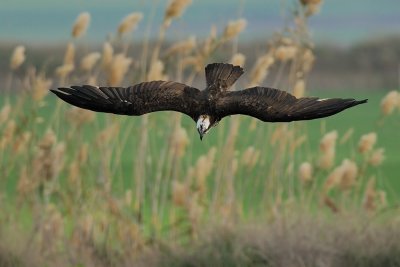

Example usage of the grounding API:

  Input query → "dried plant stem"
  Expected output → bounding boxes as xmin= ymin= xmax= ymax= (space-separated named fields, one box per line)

xmin=151 ymin=139 xmax=170 ymax=223
xmin=134 ymin=115 xmax=149 ymax=221
xmin=151 ymin=23 xmax=168 ymax=64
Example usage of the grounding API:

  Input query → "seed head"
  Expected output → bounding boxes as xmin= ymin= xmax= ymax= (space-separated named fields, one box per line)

xmin=32 ymin=73 xmax=52 ymax=102
xmin=368 ymin=148 xmax=385 ymax=167
xmin=107 ymin=53 xmax=132 ymax=86
xmin=340 ymin=128 xmax=354 ymax=144
xmin=298 ymin=162 xmax=313 ymax=183
xmin=72 ymin=12 xmax=91 ymax=38
xmin=380 ymin=90 xmax=399 ymax=116
xmin=302 ymin=49 xmax=315 ymax=73
xmin=17 ymin=166 xmax=32 ymax=196
xmin=338 ymin=159 xmax=358 ymax=191
xmin=164 ymin=0 xmax=192 ymax=26
xmin=80 ymin=52 xmax=101 ymax=72
xmin=13 ymin=131 xmax=32 ymax=154
xmin=318 ymin=149 xmax=335 ymax=170
xmin=230 ymin=53 xmax=246 ymax=67
xmin=248 ymin=53 xmax=275 ymax=87
xmin=275 ymin=45 xmax=298 ymax=62
xmin=147 ymin=60 xmax=168 ymax=81
xmin=10 ymin=45 xmax=26 ymax=70
xmin=324 ymin=165 xmax=343 ymax=192
xmin=55 ymin=64 xmax=74 ymax=79
xmin=305 ymin=3 xmax=322 ymax=16
xmin=293 ymin=79 xmax=305 ymax=98
xmin=165 ymin=36 xmax=196 ymax=57
xmin=241 ymin=146 xmax=260 ymax=168
xmin=101 ymin=42 xmax=114 ymax=69
xmin=319 ymin=131 xmax=338 ymax=152
xmin=222 ymin=19 xmax=247 ymax=41
xmin=358 ymin=132 xmax=377 ymax=154
xmin=117 ymin=12 xmax=143 ymax=35
xmin=318 ymin=131 xmax=338 ymax=169
xmin=68 ymin=161 xmax=80 ymax=187
xmin=87 ymin=75 xmax=97 ymax=85
xmin=172 ymin=180 xmax=188 ymax=207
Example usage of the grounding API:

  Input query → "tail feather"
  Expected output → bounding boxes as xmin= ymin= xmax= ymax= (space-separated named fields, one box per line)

xmin=205 ymin=63 xmax=244 ymax=89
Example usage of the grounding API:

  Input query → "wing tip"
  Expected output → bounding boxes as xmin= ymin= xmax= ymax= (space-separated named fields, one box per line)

xmin=50 ymin=88 xmax=70 ymax=95
xmin=355 ymin=99 xmax=368 ymax=105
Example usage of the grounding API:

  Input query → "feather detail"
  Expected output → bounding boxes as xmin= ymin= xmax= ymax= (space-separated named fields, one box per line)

xmin=205 ymin=63 xmax=244 ymax=90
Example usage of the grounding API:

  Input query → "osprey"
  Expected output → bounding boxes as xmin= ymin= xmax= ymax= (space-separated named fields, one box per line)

xmin=51 ymin=63 xmax=367 ymax=140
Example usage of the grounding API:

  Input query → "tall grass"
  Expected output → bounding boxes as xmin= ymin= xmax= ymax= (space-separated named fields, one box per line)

xmin=1 ymin=0 xmax=399 ymax=266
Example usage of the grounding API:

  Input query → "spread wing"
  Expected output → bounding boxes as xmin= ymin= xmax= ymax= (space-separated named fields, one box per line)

xmin=50 ymin=81 xmax=202 ymax=120
xmin=216 ymin=86 xmax=367 ymax=122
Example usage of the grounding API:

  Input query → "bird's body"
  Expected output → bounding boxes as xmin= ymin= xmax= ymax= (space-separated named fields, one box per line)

xmin=51 ymin=63 xmax=367 ymax=140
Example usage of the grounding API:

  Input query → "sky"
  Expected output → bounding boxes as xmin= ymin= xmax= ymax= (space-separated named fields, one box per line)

xmin=1 ymin=0 xmax=399 ymax=45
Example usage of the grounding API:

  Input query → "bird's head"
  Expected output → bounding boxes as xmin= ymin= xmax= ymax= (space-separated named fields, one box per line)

xmin=196 ymin=115 xmax=212 ymax=140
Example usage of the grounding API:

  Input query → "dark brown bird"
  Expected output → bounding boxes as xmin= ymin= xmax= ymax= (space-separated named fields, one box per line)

xmin=51 ymin=63 xmax=367 ymax=140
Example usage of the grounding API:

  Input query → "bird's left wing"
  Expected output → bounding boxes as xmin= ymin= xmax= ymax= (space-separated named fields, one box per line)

xmin=51 ymin=81 xmax=202 ymax=120
xmin=216 ymin=86 xmax=367 ymax=122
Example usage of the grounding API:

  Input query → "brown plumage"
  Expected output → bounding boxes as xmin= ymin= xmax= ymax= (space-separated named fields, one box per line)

xmin=51 ymin=63 xmax=367 ymax=140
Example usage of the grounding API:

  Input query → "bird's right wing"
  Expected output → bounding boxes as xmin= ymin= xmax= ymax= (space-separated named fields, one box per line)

xmin=216 ymin=86 xmax=367 ymax=122
xmin=51 ymin=81 xmax=203 ymax=120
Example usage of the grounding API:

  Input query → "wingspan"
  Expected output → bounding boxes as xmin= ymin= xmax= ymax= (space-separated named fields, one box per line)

xmin=51 ymin=81 xmax=203 ymax=120
xmin=216 ymin=86 xmax=367 ymax=122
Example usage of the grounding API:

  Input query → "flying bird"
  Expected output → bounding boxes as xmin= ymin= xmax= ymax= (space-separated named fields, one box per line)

xmin=51 ymin=63 xmax=367 ymax=140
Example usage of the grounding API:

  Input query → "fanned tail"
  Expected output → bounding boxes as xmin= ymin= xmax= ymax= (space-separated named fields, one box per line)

xmin=205 ymin=63 xmax=244 ymax=90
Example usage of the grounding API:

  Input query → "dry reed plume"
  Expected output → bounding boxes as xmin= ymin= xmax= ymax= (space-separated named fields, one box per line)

xmin=380 ymin=90 xmax=400 ymax=116
xmin=10 ymin=45 xmax=26 ymax=70
xmin=117 ymin=12 xmax=143 ymax=35
xmin=72 ymin=12 xmax=91 ymax=38
xmin=164 ymin=0 xmax=192 ymax=26
xmin=80 ymin=52 xmax=101 ymax=72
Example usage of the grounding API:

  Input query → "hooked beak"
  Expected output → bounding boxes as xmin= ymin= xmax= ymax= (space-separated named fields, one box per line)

xmin=196 ymin=115 xmax=211 ymax=141
xmin=198 ymin=128 xmax=205 ymax=141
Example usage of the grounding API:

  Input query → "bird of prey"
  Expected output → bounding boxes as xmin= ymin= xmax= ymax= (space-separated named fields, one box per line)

xmin=51 ymin=63 xmax=367 ymax=140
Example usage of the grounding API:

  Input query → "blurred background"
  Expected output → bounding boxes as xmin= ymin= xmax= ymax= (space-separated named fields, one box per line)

xmin=1 ymin=0 xmax=400 ymax=89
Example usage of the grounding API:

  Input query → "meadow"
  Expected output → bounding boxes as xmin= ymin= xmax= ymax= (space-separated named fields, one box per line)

xmin=1 ymin=0 xmax=400 ymax=266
